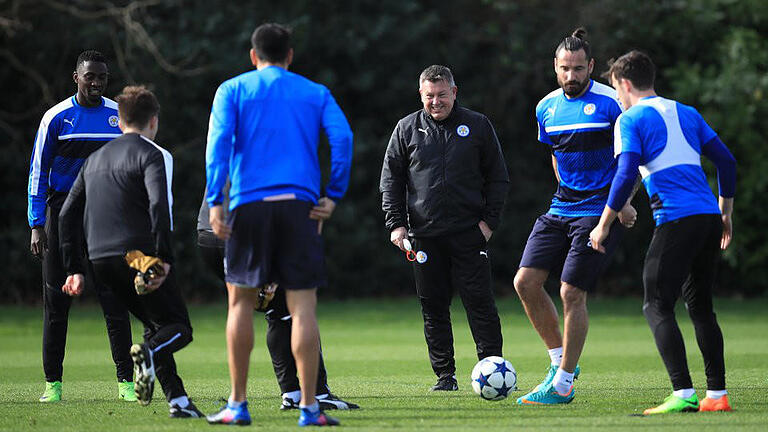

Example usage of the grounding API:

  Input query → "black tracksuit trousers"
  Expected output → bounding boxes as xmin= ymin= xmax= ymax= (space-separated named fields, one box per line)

xmin=642 ymin=214 xmax=726 ymax=391
xmin=42 ymin=206 xmax=133 ymax=383
xmin=411 ymin=225 xmax=503 ymax=379
xmin=92 ymin=256 xmax=193 ymax=401
xmin=198 ymin=242 xmax=330 ymax=395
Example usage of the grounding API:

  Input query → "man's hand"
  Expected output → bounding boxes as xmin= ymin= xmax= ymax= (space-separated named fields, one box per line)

xmin=310 ymin=197 xmax=336 ymax=234
xmin=478 ymin=220 xmax=493 ymax=242
xmin=209 ymin=205 xmax=231 ymax=240
xmin=719 ymin=196 xmax=734 ymax=251
xmin=721 ymin=214 xmax=733 ymax=250
xmin=617 ymin=204 xmax=637 ymax=228
xmin=589 ymin=224 xmax=611 ymax=254
xmin=390 ymin=227 xmax=408 ymax=252
xmin=30 ymin=226 xmax=48 ymax=259
xmin=62 ymin=273 xmax=84 ymax=296
xmin=147 ymin=263 xmax=172 ymax=291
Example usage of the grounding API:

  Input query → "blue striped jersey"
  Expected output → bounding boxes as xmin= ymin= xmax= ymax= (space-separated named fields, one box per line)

xmin=614 ymin=96 xmax=720 ymax=225
xmin=536 ymin=80 xmax=623 ymax=217
xmin=27 ymin=95 xmax=122 ymax=227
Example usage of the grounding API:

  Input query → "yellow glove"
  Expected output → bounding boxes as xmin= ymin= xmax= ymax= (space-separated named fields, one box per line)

xmin=254 ymin=283 xmax=278 ymax=312
xmin=125 ymin=250 xmax=167 ymax=295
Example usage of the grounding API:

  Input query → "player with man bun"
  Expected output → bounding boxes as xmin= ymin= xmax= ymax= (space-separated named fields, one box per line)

xmin=514 ymin=28 xmax=636 ymax=405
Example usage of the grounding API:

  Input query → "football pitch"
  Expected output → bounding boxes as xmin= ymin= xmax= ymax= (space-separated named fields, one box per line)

xmin=0 ymin=297 xmax=766 ymax=431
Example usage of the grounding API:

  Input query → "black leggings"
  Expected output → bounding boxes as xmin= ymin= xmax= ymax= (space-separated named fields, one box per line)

xmin=642 ymin=214 xmax=725 ymax=390
xmin=92 ymin=256 xmax=193 ymax=401
xmin=198 ymin=239 xmax=329 ymax=394
xmin=42 ymin=206 xmax=133 ymax=383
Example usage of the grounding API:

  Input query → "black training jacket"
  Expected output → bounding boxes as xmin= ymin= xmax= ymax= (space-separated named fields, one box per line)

xmin=59 ymin=133 xmax=174 ymax=274
xmin=380 ymin=106 xmax=510 ymax=237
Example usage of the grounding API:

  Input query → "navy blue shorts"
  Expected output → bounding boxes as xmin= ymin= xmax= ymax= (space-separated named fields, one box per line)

xmin=224 ymin=200 xmax=326 ymax=290
xmin=519 ymin=213 xmax=624 ymax=291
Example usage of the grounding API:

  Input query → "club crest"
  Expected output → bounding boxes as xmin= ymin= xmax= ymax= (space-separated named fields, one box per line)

xmin=416 ymin=251 xmax=428 ymax=264
xmin=456 ymin=124 xmax=470 ymax=137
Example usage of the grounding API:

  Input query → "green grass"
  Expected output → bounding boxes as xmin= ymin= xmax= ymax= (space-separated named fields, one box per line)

xmin=1 ymin=297 xmax=767 ymax=431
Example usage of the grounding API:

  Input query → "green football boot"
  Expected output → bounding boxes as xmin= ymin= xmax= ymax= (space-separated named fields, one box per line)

xmin=532 ymin=364 xmax=581 ymax=392
xmin=118 ymin=379 xmax=137 ymax=402
xmin=39 ymin=381 xmax=62 ymax=402
xmin=643 ymin=393 xmax=699 ymax=415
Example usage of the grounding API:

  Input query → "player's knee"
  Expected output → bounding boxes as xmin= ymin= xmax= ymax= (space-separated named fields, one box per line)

xmin=513 ymin=272 xmax=540 ymax=298
xmin=560 ymin=283 xmax=586 ymax=306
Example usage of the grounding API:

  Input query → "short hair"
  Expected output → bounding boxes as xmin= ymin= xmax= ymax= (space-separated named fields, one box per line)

xmin=75 ymin=50 xmax=107 ymax=70
xmin=418 ymin=65 xmax=455 ymax=88
xmin=555 ymin=27 xmax=591 ymax=60
xmin=251 ymin=23 xmax=292 ymax=63
xmin=115 ymin=85 xmax=160 ymax=128
xmin=604 ymin=50 xmax=656 ymax=90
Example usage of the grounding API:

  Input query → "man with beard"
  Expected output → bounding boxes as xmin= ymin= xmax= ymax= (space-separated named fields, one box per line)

xmin=27 ymin=50 xmax=135 ymax=403
xmin=514 ymin=28 xmax=636 ymax=405
xmin=380 ymin=64 xmax=509 ymax=392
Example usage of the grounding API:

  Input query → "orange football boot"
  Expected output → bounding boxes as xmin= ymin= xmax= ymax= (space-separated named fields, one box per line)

xmin=699 ymin=395 xmax=732 ymax=412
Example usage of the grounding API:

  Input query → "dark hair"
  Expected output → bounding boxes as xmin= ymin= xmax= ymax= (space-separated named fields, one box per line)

xmin=604 ymin=50 xmax=656 ymax=90
xmin=75 ymin=50 xmax=107 ymax=70
xmin=251 ymin=23 xmax=292 ymax=63
xmin=555 ymin=27 xmax=591 ymax=60
xmin=418 ymin=65 xmax=455 ymax=87
xmin=116 ymin=85 xmax=160 ymax=128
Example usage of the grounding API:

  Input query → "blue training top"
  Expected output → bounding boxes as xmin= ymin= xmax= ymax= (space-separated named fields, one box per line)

xmin=27 ymin=96 xmax=122 ymax=227
xmin=613 ymin=96 xmax=734 ymax=225
xmin=536 ymin=80 xmax=623 ymax=217
xmin=205 ymin=66 xmax=353 ymax=211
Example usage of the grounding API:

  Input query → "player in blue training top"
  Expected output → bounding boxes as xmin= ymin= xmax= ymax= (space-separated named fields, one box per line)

xmin=204 ymin=23 xmax=353 ymax=427
xmin=590 ymin=50 xmax=736 ymax=414
xmin=515 ymin=28 xmax=637 ymax=406
xmin=27 ymin=50 xmax=135 ymax=403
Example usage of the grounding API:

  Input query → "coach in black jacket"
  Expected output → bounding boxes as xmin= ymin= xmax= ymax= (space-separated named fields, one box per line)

xmin=380 ymin=65 xmax=510 ymax=391
xmin=59 ymin=86 xmax=202 ymax=417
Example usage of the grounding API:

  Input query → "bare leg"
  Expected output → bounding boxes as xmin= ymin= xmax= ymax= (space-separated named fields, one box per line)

xmin=226 ymin=283 xmax=258 ymax=402
xmin=514 ymin=267 xmax=562 ymax=348
xmin=285 ymin=288 xmax=320 ymax=407
xmin=560 ymin=282 xmax=588 ymax=373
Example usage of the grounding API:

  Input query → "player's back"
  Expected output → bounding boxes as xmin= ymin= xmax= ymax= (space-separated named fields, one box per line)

xmin=80 ymin=133 xmax=173 ymax=260
xmin=209 ymin=66 xmax=351 ymax=208
xmin=617 ymin=96 xmax=720 ymax=225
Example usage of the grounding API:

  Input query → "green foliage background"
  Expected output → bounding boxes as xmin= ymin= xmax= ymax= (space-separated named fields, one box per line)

xmin=1 ymin=0 xmax=765 ymax=303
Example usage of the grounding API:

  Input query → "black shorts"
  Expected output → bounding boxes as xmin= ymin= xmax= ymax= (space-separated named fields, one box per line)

xmin=519 ymin=213 xmax=624 ymax=291
xmin=225 ymin=200 xmax=326 ymax=290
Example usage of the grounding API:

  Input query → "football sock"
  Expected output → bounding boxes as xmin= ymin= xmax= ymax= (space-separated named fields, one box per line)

xmin=283 ymin=390 xmax=301 ymax=402
xmin=169 ymin=395 xmax=189 ymax=408
xmin=548 ymin=347 xmax=563 ymax=366
xmin=228 ymin=398 xmax=245 ymax=408
xmin=300 ymin=402 xmax=320 ymax=413
xmin=673 ymin=388 xmax=696 ymax=399
xmin=552 ymin=368 xmax=574 ymax=394
xmin=706 ymin=390 xmax=727 ymax=399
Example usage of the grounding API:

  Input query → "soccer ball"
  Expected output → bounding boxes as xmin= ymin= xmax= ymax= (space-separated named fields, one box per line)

xmin=471 ymin=356 xmax=517 ymax=401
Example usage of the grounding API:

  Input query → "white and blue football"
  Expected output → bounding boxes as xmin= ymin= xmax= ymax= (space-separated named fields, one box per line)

xmin=470 ymin=356 xmax=517 ymax=401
